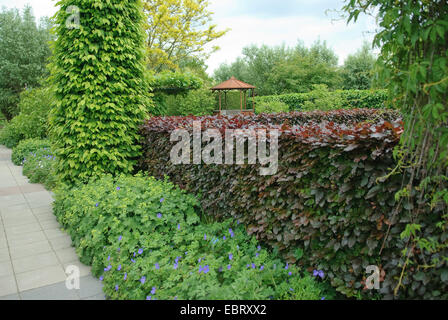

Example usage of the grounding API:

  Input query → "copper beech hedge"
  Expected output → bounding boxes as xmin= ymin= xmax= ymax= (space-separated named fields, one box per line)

xmin=137 ymin=109 xmax=447 ymax=299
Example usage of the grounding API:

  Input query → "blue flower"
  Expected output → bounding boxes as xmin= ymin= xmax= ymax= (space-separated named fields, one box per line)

xmin=229 ymin=253 xmax=233 ymax=260
xmin=116 ymin=187 xmax=120 ymax=191
xmin=99 ymin=276 xmax=104 ymax=281
xmin=118 ymin=235 xmax=122 ymax=241
xmin=107 ymin=256 xmax=110 ymax=261
xmin=115 ymin=285 xmax=119 ymax=291
xmin=177 ymin=224 xmax=181 ymax=230
xmin=204 ymin=234 xmax=207 ymax=240
xmin=229 ymin=228 xmax=235 ymax=238
xmin=138 ymin=248 xmax=143 ymax=255
xmin=227 ymin=264 xmax=232 ymax=270
xmin=117 ymin=265 xmax=122 ymax=271
xmin=131 ymin=259 xmax=136 ymax=263
xmin=146 ymin=296 xmax=152 ymax=300
xmin=160 ymin=198 xmax=164 ymax=203
xmin=256 ymin=252 xmax=259 ymax=258
xmin=140 ymin=276 xmax=146 ymax=284
xmin=285 ymin=263 xmax=289 ymax=270
xmin=95 ymin=203 xmax=99 ymax=207
xmin=257 ymin=245 xmax=261 ymax=251
xmin=288 ymin=271 xmax=292 ymax=276
xmin=155 ymin=263 xmax=160 ymax=270
xmin=173 ymin=263 xmax=178 ymax=270
xmin=151 ymin=287 xmax=156 ymax=295
xmin=260 ymin=265 xmax=265 ymax=271
xmin=223 ymin=236 xmax=226 ymax=240
xmin=157 ymin=213 xmax=162 ymax=219
xmin=313 ymin=270 xmax=324 ymax=279
xmin=251 ymin=263 xmax=256 ymax=269
xmin=124 ymin=273 xmax=127 ymax=280
xmin=289 ymin=288 xmax=294 ymax=292
xmin=321 ymin=297 xmax=326 ymax=300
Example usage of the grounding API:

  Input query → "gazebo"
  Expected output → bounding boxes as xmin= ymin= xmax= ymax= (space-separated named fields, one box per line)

xmin=211 ymin=77 xmax=256 ymax=115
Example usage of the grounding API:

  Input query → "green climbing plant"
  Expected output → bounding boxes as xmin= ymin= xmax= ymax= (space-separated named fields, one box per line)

xmin=49 ymin=0 xmax=151 ymax=186
xmin=343 ymin=0 xmax=448 ymax=298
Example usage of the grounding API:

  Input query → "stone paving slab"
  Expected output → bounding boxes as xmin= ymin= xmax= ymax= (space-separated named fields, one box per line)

xmin=0 ymin=145 xmax=104 ymax=300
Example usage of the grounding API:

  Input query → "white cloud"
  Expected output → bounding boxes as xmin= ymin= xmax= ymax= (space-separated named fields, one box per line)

xmin=0 ymin=0 xmax=58 ymax=20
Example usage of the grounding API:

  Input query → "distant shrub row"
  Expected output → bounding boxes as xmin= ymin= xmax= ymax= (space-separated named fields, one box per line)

xmin=253 ymin=88 xmax=390 ymax=112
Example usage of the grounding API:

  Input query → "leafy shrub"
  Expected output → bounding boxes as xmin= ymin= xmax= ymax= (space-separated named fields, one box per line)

xmin=53 ymin=174 xmax=328 ymax=300
xmin=12 ymin=138 xmax=51 ymax=166
xmin=164 ymin=88 xmax=216 ymax=116
xmin=0 ymin=121 xmax=23 ymax=148
xmin=0 ymin=87 xmax=54 ymax=148
xmin=138 ymin=110 xmax=448 ymax=299
xmin=148 ymin=71 xmax=202 ymax=95
xmin=49 ymin=0 xmax=149 ymax=186
xmin=301 ymin=84 xmax=345 ymax=111
xmin=255 ymin=101 xmax=290 ymax=114
xmin=22 ymin=146 xmax=56 ymax=190
xmin=253 ymin=89 xmax=389 ymax=111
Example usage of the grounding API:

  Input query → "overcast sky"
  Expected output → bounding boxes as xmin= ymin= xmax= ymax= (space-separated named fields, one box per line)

xmin=0 ymin=0 xmax=378 ymax=74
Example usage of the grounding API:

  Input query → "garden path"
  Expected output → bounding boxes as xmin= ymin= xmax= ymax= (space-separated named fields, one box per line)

xmin=0 ymin=145 xmax=104 ymax=300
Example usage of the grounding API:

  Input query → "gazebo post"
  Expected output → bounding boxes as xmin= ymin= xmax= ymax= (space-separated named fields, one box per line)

xmin=219 ymin=91 xmax=222 ymax=115
xmin=244 ymin=90 xmax=247 ymax=110
xmin=252 ymin=88 xmax=255 ymax=111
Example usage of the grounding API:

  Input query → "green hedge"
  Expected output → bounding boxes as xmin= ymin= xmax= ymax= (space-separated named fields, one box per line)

xmin=137 ymin=110 xmax=448 ymax=299
xmin=53 ymin=174 xmax=329 ymax=300
xmin=253 ymin=89 xmax=389 ymax=111
xmin=49 ymin=0 xmax=149 ymax=185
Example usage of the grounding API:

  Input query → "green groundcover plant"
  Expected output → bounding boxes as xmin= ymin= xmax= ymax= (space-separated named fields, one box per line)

xmin=53 ymin=174 xmax=332 ymax=300
xmin=22 ymin=145 xmax=57 ymax=190
xmin=11 ymin=138 xmax=51 ymax=166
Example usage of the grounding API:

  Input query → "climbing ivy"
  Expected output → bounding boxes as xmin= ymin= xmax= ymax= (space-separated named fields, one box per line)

xmin=343 ymin=0 xmax=448 ymax=298
xmin=49 ymin=0 xmax=150 ymax=186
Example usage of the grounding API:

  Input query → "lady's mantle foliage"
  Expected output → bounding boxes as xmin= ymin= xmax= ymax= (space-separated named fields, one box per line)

xmin=49 ymin=0 xmax=150 ymax=185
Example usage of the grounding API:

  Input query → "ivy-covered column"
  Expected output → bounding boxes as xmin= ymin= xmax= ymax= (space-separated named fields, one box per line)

xmin=49 ymin=0 xmax=149 ymax=185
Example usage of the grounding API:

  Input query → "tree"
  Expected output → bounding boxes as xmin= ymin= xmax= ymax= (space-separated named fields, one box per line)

xmin=268 ymin=41 xmax=342 ymax=94
xmin=0 ymin=6 xmax=52 ymax=120
xmin=214 ymin=44 xmax=294 ymax=96
xmin=49 ymin=0 xmax=150 ymax=185
xmin=214 ymin=41 xmax=342 ymax=96
xmin=341 ymin=41 xmax=376 ymax=90
xmin=144 ymin=0 xmax=228 ymax=71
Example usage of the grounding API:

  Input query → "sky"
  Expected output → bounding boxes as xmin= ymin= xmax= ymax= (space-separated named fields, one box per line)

xmin=0 ymin=0 xmax=379 ymax=75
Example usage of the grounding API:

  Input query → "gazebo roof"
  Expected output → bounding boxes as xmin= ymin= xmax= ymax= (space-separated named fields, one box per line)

xmin=211 ymin=76 xmax=256 ymax=91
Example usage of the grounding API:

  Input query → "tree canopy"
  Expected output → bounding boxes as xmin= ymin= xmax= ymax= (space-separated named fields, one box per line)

xmin=341 ymin=41 xmax=376 ymax=90
xmin=0 ymin=6 xmax=52 ymax=120
xmin=213 ymin=40 xmax=344 ymax=96
xmin=144 ymin=0 xmax=228 ymax=72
